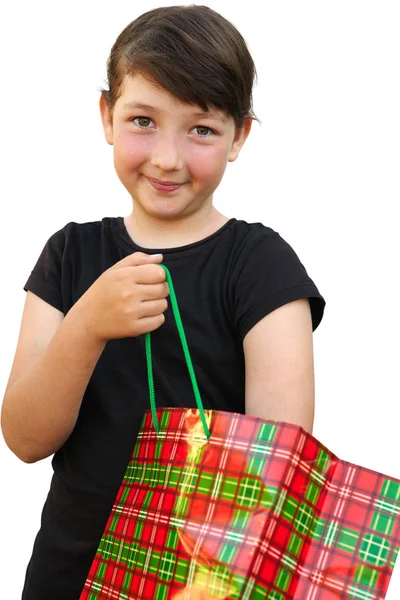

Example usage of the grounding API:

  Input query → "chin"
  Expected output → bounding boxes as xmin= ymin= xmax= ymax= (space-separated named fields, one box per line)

xmin=144 ymin=197 xmax=194 ymax=219
xmin=151 ymin=208 xmax=190 ymax=221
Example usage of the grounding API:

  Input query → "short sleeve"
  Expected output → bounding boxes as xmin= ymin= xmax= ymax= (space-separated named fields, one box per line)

xmin=24 ymin=227 xmax=67 ymax=312
xmin=233 ymin=229 xmax=326 ymax=340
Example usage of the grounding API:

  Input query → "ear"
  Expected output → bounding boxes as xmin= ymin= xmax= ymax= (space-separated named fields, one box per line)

xmin=99 ymin=93 xmax=114 ymax=145
xmin=228 ymin=118 xmax=253 ymax=162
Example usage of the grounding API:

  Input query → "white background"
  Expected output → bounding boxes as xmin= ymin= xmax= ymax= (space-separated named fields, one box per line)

xmin=0 ymin=1 xmax=399 ymax=598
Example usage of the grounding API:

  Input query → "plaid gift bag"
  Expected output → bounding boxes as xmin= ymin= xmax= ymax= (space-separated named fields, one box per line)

xmin=80 ymin=266 xmax=400 ymax=600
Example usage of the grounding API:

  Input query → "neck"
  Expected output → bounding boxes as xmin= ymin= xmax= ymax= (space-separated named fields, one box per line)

xmin=124 ymin=205 xmax=230 ymax=249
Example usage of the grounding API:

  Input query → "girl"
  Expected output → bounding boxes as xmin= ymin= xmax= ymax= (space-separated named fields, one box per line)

xmin=1 ymin=5 xmax=325 ymax=599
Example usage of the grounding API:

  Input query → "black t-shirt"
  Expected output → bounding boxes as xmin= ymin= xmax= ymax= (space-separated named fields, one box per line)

xmin=21 ymin=216 xmax=326 ymax=599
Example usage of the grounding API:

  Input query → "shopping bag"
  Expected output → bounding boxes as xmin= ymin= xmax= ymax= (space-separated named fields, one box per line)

xmin=80 ymin=265 xmax=400 ymax=599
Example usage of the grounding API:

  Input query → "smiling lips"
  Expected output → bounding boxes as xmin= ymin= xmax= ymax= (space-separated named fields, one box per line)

xmin=147 ymin=177 xmax=185 ymax=192
xmin=149 ymin=177 xmax=184 ymax=185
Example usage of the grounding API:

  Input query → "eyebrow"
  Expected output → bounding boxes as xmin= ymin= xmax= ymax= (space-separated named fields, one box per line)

xmin=122 ymin=101 xmax=227 ymax=123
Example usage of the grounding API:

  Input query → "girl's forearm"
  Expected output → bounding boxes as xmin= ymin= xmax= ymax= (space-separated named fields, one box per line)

xmin=1 ymin=305 xmax=106 ymax=463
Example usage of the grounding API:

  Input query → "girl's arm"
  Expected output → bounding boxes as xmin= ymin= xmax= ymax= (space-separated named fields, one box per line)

xmin=243 ymin=298 xmax=315 ymax=434
xmin=1 ymin=291 xmax=106 ymax=463
xmin=1 ymin=251 xmax=168 ymax=464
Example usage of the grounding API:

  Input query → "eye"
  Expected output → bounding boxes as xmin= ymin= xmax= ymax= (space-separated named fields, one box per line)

xmin=193 ymin=125 xmax=215 ymax=138
xmin=130 ymin=116 xmax=216 ymax=138
xmin=131 ymin=116 xmax=153 ymax=128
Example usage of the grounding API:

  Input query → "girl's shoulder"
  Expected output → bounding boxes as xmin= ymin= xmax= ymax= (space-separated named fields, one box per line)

xmin=42 ymin=217 xmax=121 ymax=254
xmin=224 ymin=218 xmax=294 ymax=266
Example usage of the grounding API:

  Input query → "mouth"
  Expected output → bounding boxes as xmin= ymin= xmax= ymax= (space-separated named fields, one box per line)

xmin=147 ymin=177 xmax=185 ymax=193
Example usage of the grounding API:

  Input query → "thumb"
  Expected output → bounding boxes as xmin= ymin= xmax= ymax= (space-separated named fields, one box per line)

xmin=109 ymin=251 xmax=164 ymax=270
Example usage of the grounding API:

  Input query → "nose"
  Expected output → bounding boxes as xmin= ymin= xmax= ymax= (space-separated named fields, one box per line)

xmin=149 ymin=133 xmax=185 ymax=172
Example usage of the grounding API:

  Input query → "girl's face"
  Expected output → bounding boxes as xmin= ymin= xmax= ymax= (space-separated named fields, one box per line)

xmin=100 ymin=73 xmax=251 ymax=221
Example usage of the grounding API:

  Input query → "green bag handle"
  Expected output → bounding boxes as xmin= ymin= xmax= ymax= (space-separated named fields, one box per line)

xmin=144 ymin=264 xmax=211 ymax=440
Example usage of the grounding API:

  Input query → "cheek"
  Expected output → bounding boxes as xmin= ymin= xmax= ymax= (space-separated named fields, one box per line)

xmin=188 ymin=144 xmax=228 ymax=180
xmin=114 ymin=131 xmax=148 ymax=170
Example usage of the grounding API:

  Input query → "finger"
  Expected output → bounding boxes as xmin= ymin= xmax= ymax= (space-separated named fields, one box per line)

xmin=134 ymin=266 xmax=168 ymax=286
xmin=134 ymin=314 xmax=165 ymax=335
xmin=138 ymin=298 xmax=168 ymax=318
xmin=136 ymin=281 xmax=170 ymax=299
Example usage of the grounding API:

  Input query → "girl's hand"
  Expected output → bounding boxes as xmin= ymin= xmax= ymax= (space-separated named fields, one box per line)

xmin=73 ymin=252 xmax=169 ymax=342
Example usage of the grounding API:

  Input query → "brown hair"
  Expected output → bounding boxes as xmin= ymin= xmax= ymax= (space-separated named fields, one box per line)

xmin=100 ymin=5 xmax=261 ymax=132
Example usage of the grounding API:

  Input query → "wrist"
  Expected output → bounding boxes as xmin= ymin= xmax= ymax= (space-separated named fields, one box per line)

xmin=66 ymin=300 xmax=108 ymax=351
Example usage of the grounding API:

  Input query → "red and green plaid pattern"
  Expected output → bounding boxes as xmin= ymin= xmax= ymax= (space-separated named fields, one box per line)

xmin=80 ymin=409 xmax=400 ymax=599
